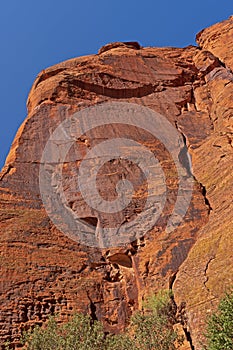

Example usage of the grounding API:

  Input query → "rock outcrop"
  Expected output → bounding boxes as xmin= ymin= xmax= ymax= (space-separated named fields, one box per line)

xmin=0 ymin=16 xmax=232 ymax=349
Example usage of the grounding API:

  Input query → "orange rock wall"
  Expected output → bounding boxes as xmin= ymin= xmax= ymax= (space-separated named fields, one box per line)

xmin=0 ymin=17 xmax=232 ymax=349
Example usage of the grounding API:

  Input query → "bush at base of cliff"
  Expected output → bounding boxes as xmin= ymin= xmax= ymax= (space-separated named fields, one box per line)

xmin=204 ymin=289 xmax=233 ymax=350
xmin=20 ymin=314 xmax=106 ymax=350
xmin=126 ymin=290 xmax=183 ymax=350
xmin=11 ymin=290 xmax=183 ymax=350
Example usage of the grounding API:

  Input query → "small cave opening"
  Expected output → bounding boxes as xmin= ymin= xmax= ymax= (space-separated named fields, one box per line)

xmin=79 ymin=217 xmax=98 ymax=227
xmin=108 ymin=253 xmax=132 ymax=268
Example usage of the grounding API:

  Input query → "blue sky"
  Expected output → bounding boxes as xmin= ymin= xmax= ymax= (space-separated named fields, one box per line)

xmin=0 ymin=1 xmax=232 ymax=169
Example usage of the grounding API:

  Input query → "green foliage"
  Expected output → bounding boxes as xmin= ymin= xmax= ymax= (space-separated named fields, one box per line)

xmin=105 ymin=333 xmax=134 ymax=350
xmin=143 ymin=289 xmax=174 ymax=317
xmin=61 ymin=313 xmax=106 ymax=349
xmin=129 ymin=309 xmax=178 ymax=350
xmin=22 ymin=317 xmax=60 ymax=350
xmin=19 ymin=289 xmax=183 ymax=350
xmin=129 ymin=290 xmax=183 ymax=350
xmin=3 ymin=341 xmax=11 ymax=350
xmin=21 ymin=314 xmax=106 ymax=350
xmin=204 ymin=289 xmax=233 ymax=350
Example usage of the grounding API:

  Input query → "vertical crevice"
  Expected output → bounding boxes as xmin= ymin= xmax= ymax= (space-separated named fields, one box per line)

xmin=203 ymin=257 xmax=215 ymax=293
xmin=174 ymin=121 xmax=193 ymax=176
xmin=175 ymin=121 xmax=213 ymax=214
xmin=170 ymin=272 xmax=195 ymax=350
xmin=200 ymin=184 xmax=213 ymax=214
xmin=87 ymin=293 xmax=98 ymax=322
xmin=183 ymin=327 xmax=195 ymax=350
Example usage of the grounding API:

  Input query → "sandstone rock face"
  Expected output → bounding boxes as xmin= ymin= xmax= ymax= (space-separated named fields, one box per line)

xmin=196 ymin=16 xmax=233 ymax=71
xmin=173 ymin=16 xmax=233 ymax=349
xmin=0 ymin=17 xmax=232 ymax=349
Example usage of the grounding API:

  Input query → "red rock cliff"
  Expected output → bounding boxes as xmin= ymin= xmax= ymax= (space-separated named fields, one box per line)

xmin=0 ymin=17 xmax=232 ymax=349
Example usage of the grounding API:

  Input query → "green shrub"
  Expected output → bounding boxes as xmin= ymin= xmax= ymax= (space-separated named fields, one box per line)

xmin=105 ymin=333 xmax=134 ymax=350
xmin=204 ymin=289 xmax=233 ymax=350
xmin=128 ymin=290 xmax=183 ymax=350
xmin=18 ymin=289 xmax=183 ymax=350
xmin=20 ymin=314 xmax=106 ymax=350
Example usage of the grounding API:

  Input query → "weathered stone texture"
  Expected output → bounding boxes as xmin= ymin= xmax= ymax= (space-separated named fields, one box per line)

xmin=0 ymin=16 xmax=232 ymax=349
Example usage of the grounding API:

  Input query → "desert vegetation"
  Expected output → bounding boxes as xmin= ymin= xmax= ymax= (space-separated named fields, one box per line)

xmin=204 ymin=289 xmax=233 ymax=350
xmin=6 ymin=290 xmax=182 ymax=350
xmin=5 ymin=289 xmax=233 ymax=349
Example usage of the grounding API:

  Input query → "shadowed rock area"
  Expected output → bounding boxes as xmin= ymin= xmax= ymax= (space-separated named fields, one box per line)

xmin=0 ymin=16 xmax=232 ymax=349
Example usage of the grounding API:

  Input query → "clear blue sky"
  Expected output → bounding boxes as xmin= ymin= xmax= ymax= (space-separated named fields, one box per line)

xmin=0 ymin=1 xmax=232 ymax=169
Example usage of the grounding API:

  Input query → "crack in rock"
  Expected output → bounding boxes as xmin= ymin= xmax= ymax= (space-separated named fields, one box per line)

xmin=170 ymin=273 xmax=195 ymax=350
xmin=203 ymin=257 xmax=215 ymax=293
xmin=174 ymin=121 xmax=213 ymax=215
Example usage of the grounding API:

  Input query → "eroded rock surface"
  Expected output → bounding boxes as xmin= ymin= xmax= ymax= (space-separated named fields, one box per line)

xmin=0 ymin=17 xmax=232 ymax=349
